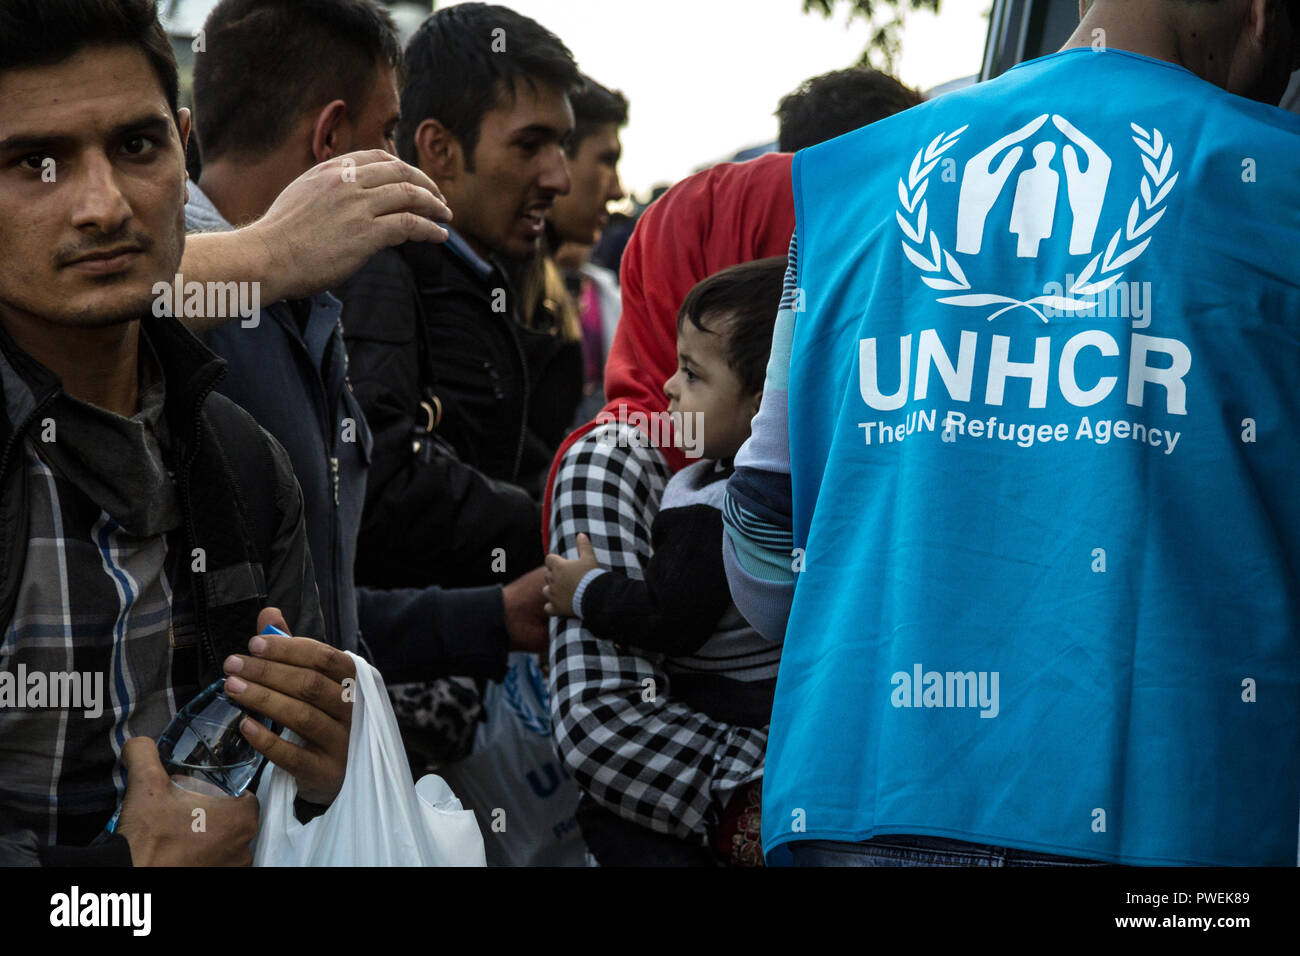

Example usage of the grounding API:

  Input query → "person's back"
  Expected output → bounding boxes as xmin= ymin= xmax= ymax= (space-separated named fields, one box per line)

xmin=759 ymin=38 xmax=1300 ymax=864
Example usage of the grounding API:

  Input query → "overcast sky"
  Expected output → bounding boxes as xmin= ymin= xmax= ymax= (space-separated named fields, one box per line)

xmin=440 ymin=0 xmax=992 ymax=199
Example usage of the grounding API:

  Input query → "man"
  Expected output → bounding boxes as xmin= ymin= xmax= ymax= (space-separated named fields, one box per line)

xmin=338 ymin=3 xmax=584 ymax=564
xmin=185 ymin=0 xmax=547 ymax=688
xmin=550 ymin=77 xmax=628 ymax=249
xmin=725 ymin=0 xmax=1300 ymax=865
xmin=0 ymin=0 xmax=355 ymax=865
xmin=535 ymin=76 xmax=628 ymax=421
xmin=776 ymin=67 xmax=923 ymax=153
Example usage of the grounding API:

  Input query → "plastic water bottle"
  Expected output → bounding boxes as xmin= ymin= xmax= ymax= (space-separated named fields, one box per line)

xmin=104 ymin=625 xmax=285 ymax=833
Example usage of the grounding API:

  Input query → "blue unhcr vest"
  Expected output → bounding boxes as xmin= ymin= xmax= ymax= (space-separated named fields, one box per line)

xmin=770 ymin=48 xmax=1300 ymax=866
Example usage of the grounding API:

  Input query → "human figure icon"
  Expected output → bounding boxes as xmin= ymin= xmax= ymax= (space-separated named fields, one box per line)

xmin=956 ymin=113 xmax=1050 ymax=255
xmin=1009 ymin=141 xmax=1059 ymax=258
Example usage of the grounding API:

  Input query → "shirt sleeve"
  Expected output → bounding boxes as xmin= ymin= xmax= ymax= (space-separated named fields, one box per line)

xmin=722 ymin=235 xmax=798 ymax=642
xmin=356 ymin=583 xmax=509 ymax=684
xmin=576 ymin=504 xmax=733 ymax=657
xmin=548 ymin=425 xmax=767 ymax=845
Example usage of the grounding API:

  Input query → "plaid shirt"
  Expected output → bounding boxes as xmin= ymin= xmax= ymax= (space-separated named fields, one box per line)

xmin=0 ymin=320 xmax=323 ymax=856
xmin=548 ymin=422 xmax=767 ymax=844
xmin=0 ymin=342 xmax=199 ymax=848
xmin=1 ymin=440 xmax=197 ymax=847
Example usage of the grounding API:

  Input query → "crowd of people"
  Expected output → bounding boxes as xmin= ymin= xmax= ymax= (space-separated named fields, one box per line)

xmin=0 ymin=0 xmax=1297 ymax=868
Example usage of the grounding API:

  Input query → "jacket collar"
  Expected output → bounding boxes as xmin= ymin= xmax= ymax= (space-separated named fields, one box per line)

xmin=0 ymin=312 xmax=227 ymax=471
xmin=442 ymin=228 xmax=496 ymax=281
xmin=401 ymin=233 xmax=520 ymax=298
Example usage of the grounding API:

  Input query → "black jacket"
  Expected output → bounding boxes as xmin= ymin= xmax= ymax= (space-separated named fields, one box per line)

xmin=187 ymin=184 xmax=509 ymax=680
xmin=354 ymin=240 xmax=582 ymax=495
xmin=336 ymin=243 xmax=555 ymax=589
xmin=0 ymin=313 xmax=323 ymax=865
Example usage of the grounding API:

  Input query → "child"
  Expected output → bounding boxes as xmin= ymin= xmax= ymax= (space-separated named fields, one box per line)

xmin=544 ymin=257 xmax=787 ymax=729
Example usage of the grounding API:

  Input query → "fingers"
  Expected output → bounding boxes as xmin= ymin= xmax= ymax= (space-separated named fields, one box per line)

xmin=504 ymin=566 xmax=547 ymax=618
xmin=576 ymin=533 xmax=596 ymax=561
xmin=256 ymin=606 xmax=290 ymax=637
xmin=373 ymin=211 xmax=450 ymax=247
xmin=121 ymin=736 xmax=169 ymax=790
xmin=223 ymin=629 xmax=352 ymax=805
xmin=247 ymin=629 xmax=356 ymax=684
xmin=348 ymin=152 xmax=447 ymax=205
xmin=237 ymin=713 xmax=338 ymax=791
xmin=365 ymin=180 xmax=452 ymax=224
xmin=229 ymin=674 xmax=350 ymax=760
xmin=225 ymin=660 xmax=351 ymax=727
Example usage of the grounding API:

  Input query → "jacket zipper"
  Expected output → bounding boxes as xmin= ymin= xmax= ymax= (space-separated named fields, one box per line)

xmin=490 ymin=269 xmax=531 ymax=482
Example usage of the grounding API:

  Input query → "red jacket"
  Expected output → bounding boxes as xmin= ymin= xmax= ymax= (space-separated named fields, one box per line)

xmin=542 ymin=152 xmax=797 ymax=548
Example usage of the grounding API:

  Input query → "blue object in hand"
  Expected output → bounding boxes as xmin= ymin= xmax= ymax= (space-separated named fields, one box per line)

xmin=105 ymin=625 xmax=285 ymax=833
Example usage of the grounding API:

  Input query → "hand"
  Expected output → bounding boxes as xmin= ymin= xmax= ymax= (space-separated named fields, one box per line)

xmin=247 ymin=150 xmax=453 ymax=301
xmin=955 ymin=113 xmax=1049 ymax=255
xmin=543 ymin=533 xmax=602 ymax=618
xmin=222 ymin=608 xmax=356 ymax=806
xmin=503 ymin=566 xmax=549 ymax=654
xmin=115 ymin=737 xmax=259 ymax=866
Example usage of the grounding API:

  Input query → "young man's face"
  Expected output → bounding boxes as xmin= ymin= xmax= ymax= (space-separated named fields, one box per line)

xmin=447 ymin=77 xmax=574 ymax=261
xmin=0 ymin=45 xmax=189 ymax=330
xmin=550 ymin=123 xmax=624 ymax=246
xmin=663 ymin=316 xmax=761 ymax=461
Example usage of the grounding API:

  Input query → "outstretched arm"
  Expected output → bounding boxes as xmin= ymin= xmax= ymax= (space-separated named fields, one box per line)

xmin=180 ymin=151 xmax=451 ymax=333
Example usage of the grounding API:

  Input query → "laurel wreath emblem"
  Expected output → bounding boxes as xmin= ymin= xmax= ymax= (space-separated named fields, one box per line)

xmin=897 ymin=122 xmax=1179 ymax=323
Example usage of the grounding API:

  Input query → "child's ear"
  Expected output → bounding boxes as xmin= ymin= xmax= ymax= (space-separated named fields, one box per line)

xmin=749 ymin=390 xmax=763 ymax=420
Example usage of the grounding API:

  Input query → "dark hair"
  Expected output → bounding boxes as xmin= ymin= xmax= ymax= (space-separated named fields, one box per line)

xmin=678 ymin=257 xmax=787 ymax=396
xmin=397 ymin=3 xmax=580 ymax=170
xmin=193 ymin=0 xmax=402 ymax=163
xmin=568 ymin=74 xmax=628 ymax=153
xmin=777 ymin=67 xmax=922 ymax=152
xmin=0 ymin=0 xmax=178 ymax=118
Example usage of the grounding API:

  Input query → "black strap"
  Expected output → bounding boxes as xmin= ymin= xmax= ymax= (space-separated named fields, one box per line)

xmin=182 ymin=394 xmax=280 ymax=683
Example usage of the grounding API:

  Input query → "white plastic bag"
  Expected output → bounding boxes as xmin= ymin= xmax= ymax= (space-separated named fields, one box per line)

xmin=252 ymin=652 xmax=486 ymax=866
xmin=438 ymin=653 xmax=588 ymax=866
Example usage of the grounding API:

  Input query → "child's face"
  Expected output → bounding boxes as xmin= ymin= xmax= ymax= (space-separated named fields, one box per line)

xmin=662 ymin=315 xmax=762 ymax=460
